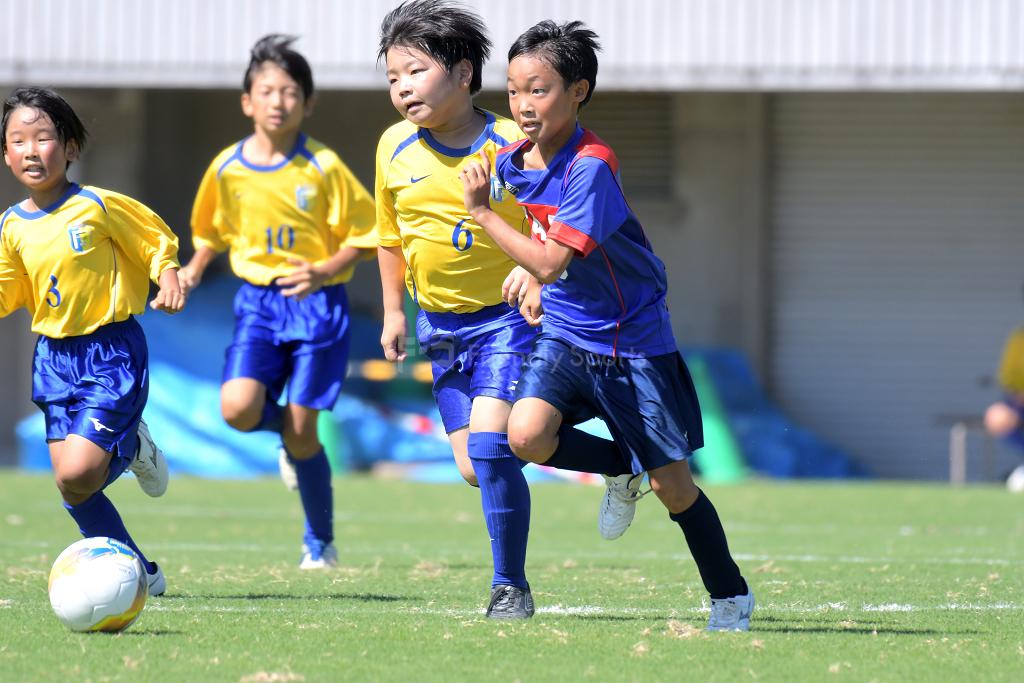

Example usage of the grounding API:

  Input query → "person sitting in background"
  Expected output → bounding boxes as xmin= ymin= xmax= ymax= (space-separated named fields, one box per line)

xmin=984 ymin=325 xmax=1024 ymax=491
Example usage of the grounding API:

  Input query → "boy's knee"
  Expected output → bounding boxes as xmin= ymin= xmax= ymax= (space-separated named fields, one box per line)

xmin=221 ymin=399 xmax=261 ymax=432
xmin=506 ymin=416 xmax=556 ymax=463
xmin=506 ymin=431 xmax=551 ymax=463
xmin=282 ymin=424 xmax=321 ymax=460
xmin=985 ymin=402 xmax=1020 ymax=437
xmin=54 ymin=462 xmax=105 ymax=497
xmin=457 ymin=460 xmax=479 ymax=487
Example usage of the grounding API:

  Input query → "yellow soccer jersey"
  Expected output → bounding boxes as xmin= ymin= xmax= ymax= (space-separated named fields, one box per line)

xmin=192 ymin=133 xmax=376 ymax=286
xmin=0 ymin=184 xmax=180 ymax=338
xmin=375 ymin=110 xmax=529 ymax=313
xmin=997 ymin=327 xmax=1024 ymax=395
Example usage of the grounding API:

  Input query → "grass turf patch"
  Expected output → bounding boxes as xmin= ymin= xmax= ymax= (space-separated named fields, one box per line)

xmin=1 ymin=472 xmax=1023 ymax=681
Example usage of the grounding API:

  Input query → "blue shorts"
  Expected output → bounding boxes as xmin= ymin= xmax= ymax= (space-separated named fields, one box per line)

xmin=224 ymin=282 xmax=351 ymax=411
xmin=515 ymin=334 xmax=704 ymax=474
xmin=417 ymin=303 xmax=538 ymax=434
xmin=1004 ymin=395 xmax=1024 ymax=419
xmin=32 ymin=317 xmax=147 ymax=484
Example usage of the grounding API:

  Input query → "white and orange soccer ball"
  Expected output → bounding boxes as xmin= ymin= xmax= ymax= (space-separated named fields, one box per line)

xmin=48 ymin=537 xmax=148 ymax=633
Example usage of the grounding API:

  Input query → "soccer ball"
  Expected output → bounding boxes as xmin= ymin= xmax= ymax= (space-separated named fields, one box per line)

xmin=1006 ymin=464 xmax=1024 ymax=494
xmin=48 ymin=537 xmax=148 ymax=633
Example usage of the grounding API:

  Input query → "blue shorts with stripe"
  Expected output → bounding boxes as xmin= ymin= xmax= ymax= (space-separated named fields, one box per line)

xmin=514 ymin=334 xmax=704 ymax=474
xmin=417 ymin=303 xmax=538 ymax=434
xmin=224 ymin=282 xmax=351 ymax=411
xmin=32 ymin=317 xmax=148 ymax=487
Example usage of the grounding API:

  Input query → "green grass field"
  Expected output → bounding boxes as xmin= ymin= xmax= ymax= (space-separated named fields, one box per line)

xmin=1 ymin=471 xmax=1022 ymax=682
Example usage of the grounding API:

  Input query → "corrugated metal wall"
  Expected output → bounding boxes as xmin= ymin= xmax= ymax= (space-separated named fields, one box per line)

xmin=769 ymin=93 xmax=1024 ymax=479
xmin=2 ymin=0 xmax=1023 ymax=89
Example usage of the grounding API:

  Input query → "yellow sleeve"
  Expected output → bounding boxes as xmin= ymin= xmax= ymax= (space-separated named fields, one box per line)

xmin=375 ymin=135 xmax=402 ymax=248
xmin=997 ymin=328 xmax=1024 ymax=394
xmin=0 ymin=230 xmax=30 ymax=317
xmin=105 ymin=193 xmax=181 ymax=282
xmin=190 ymin=160 xmax=229 ymax=253
xmin=326 ymin=154 xmax=378 ymax=251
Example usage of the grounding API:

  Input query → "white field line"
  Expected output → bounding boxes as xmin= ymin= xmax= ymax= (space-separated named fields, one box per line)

xmin=131 ymin=601 xmax=1023 ymax=617
xmin=2 ymin=539 xmax=1022 ymax=566
xmin=3 ymin=595 xmax=1017 ymax=616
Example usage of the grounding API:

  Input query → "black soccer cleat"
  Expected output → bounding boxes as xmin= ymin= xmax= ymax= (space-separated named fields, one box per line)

xmin=485 ymin=584 xmax=535 ymax=620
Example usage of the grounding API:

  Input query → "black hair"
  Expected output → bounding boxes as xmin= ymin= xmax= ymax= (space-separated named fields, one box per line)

xmin=1 ymin=87 xmax=88 ymax=162
xmin=508 ymin=20 xmax=600 ymax=108
xmin=243 ymin=34 xmax=314 ymax=100
xmin=378 ymin=0 xmax=491 ymax=95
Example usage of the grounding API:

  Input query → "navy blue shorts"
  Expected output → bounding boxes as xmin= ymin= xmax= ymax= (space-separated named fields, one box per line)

xmin=515 ymin=334 xmax=704 ymax=474
xmin=32 ymin=317 xmax=147 ymax=484
xmin=224 ymin=281 xmax=350 ymax=411
xmin=1004 ymin=395 xmax=1024 ymax=420
xmin=417 ymin=303 xmax=538 ymax=434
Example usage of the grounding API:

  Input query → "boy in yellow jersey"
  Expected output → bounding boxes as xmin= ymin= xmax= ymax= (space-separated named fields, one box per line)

xmin=1 ymin=87 xmax=183 ymax=596
xmin=180 ymin=35 xmax=377 ymax=569
xmin=376 ymin=0 xmax=634 ymax=619
xmin=985 ymin=324 xmax=1024 ymax=490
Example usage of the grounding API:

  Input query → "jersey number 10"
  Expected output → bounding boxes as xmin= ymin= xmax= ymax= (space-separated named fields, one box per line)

xmin=266 ymin=224 xmax=296 ymax=254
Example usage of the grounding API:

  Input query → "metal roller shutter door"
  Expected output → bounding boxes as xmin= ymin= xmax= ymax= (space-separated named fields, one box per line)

xmin=769 ymin=94 xmax=1024 ymax=479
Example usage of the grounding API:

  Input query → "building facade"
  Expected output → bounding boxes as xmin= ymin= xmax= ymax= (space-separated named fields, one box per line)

xmin=1 ymin=0 xmax=1023 ymax=478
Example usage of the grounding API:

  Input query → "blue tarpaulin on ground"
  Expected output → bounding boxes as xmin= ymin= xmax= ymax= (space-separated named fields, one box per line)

xmin=17 ymin=276 xmax=863 ymax=480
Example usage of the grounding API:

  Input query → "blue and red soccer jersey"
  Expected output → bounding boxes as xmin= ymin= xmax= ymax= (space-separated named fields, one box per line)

xmin=495 ymin=125 xmax=676 ymax=358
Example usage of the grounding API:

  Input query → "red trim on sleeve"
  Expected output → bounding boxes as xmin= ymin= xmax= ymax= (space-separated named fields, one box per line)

xmin=548 ymin=220 xmax=598 ymax=257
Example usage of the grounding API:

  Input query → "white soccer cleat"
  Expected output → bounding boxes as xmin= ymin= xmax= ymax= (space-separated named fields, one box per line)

xmin=706 ymin=587 xmax=755 ymax=631
xmin=299 ymin=542 xmax=338 ymax=570
xmin=599 ymin=472 xmax=647 ymax=540
xmin=130 ymin=419 xmax=168 ymax=497
xmin=278 ymin=447 xmax=299 ymax=491
xmin=147 ymin=564 xmax=166 ymax=597
xmin=1006 ymin=464 xmax=1024 ymax=493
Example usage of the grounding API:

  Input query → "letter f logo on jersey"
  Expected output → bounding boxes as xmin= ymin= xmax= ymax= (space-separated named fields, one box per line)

xmin=295 ymin=184 xmax=315 ymax=212
xmin=88 ymin=417 xmax=115 ymax=433
xmin=67 ymin=223 xmax=93 ymax=252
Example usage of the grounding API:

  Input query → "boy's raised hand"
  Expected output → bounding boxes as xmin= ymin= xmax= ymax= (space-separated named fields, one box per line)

xmin=461 ymin=149 xmax=493 ymax=218
xmin=150 ymin=268 xmax=186 ymax=314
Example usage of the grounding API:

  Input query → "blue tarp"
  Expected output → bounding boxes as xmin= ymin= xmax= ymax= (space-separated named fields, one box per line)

xmin=17 ymin=276 xmax=863 ymax=480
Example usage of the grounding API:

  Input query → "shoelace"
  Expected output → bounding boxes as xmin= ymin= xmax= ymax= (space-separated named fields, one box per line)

xmin=608 ymin=481 xmax=652 ymax=503
xmin=490 ymin=586 xmax=518 ymax=611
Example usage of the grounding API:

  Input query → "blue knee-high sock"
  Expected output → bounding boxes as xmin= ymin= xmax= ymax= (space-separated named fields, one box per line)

xmin=64 ymin=492 xmax=156 ymax=574
xmin=254 ymin=399 xmax=284 ymax=434
xmin=468 ymin=432 xmax=530 ymax=589
xmin=543 ymin=426 xmax=632 ymax=476
xmin=288 ymin=447 xmax=333 ymax=546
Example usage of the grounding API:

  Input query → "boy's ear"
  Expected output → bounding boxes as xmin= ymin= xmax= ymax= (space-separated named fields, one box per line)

xmin=303 ymin=94 xmax=317 ymax=118
xmin=64 ymin=140 xmax=79 ymax=162
xmin=570 ymin=80 xmax=590 ymax=104
xmin=455 ymin=59 xmax=474 ymax=89
xmin=240 ymin=92 xmax=254 ymax=117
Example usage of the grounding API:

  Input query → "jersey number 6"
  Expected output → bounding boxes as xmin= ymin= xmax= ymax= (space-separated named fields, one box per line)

xmin=452 ymin=219 xmax=473 ymax=252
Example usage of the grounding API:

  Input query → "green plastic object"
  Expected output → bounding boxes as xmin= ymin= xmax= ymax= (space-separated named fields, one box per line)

xmin=686 ymin=356 xmax=748 ymax=483
xmin=318 ymin=410 xmax=346 ymax=473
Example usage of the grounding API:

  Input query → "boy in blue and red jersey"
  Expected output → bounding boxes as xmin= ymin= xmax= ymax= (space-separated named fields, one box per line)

xmin=461 ymin=20 xmax=754 ymax=631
